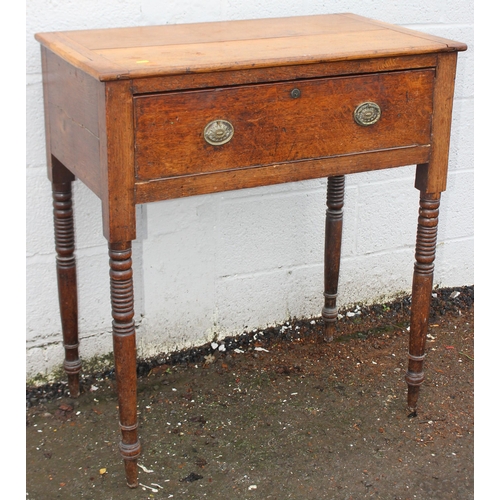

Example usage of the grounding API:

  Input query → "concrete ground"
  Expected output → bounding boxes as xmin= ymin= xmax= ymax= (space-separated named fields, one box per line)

xmin=26 ymin=286 xmax=474 ymax=499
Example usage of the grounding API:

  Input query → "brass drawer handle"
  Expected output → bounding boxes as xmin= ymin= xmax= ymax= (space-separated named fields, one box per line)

xmin=354 ymin=102 xmax=381 ymax=126
xmin=204 ymin=119 xmax=234 ymax=146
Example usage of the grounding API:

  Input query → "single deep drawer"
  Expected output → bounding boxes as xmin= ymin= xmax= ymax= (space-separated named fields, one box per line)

xmin=134 ymin=69 xmax=434 ymax=181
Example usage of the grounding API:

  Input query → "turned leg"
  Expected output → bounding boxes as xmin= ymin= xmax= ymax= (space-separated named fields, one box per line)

xmin=322 ymin=175 xmax=345 ymax=342
xmin=109 ymin=242 xmax=141 ymax=488
xmin=52 ymin=181 xmax=81 ymax=397
xmin=405 ymin=193 xmax=440 ymax=413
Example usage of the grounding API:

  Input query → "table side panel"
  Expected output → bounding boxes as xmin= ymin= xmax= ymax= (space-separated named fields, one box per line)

xmin=42 ymin=48 xmax=103 ymax=198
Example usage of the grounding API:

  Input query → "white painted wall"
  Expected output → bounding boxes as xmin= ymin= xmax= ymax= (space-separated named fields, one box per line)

xmin=26 ymin=1 xmax=474 ymax=379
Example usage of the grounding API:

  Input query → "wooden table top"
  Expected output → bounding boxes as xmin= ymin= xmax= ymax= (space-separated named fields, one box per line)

xmin=35 ymin=13 xmax=467 ymax=81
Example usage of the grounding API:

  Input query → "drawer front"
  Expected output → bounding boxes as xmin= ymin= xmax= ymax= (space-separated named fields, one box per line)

xmin=134 ymin=69 xmax=434 ymax=181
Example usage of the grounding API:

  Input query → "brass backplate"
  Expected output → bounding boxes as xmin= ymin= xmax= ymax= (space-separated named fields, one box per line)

xmin=204 ymin=120 xmax=234 ymax=145
xmin=354 ymin=102 xmax=381 ymax=126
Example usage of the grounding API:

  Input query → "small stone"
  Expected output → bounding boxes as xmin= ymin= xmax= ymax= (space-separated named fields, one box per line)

xmin=180 ymin=472 xmax=203 ymax=483
xmin=450 ymin=291 xmax=460 ymax=299
xmin=204 ymin=354 xmax=216 ymax=364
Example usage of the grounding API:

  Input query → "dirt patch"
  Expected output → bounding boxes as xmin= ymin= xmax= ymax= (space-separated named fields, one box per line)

xmin=26 ymin=286 xmax=473 ymax=499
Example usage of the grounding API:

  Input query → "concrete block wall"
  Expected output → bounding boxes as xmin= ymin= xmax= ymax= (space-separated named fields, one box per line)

xmin=26 ymin=0 xmax=474 ymax=379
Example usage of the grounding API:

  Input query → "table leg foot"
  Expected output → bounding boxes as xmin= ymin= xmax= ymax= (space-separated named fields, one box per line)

xmin=52 ymin=181 xmax=81 ymax=397
xmin=121 ymin=445 xmax=141 ymax=488
xmin=406 ymin=385 xmax=421 ymax=414
xmin=405 ymin=193 xmax=440 ymax=414
xmin=322 ymin=176 xmax=345 ymax=342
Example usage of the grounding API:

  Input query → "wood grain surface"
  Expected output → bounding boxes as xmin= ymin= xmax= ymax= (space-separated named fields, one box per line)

xmin=35 ymin=14 xmax=466 ymax=81
xmin=134 ymin=69 xmax=434 ymax=181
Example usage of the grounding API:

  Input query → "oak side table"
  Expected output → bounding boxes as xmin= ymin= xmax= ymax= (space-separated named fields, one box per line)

xmin=35 ymin=14 xmax=466 ymax=488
